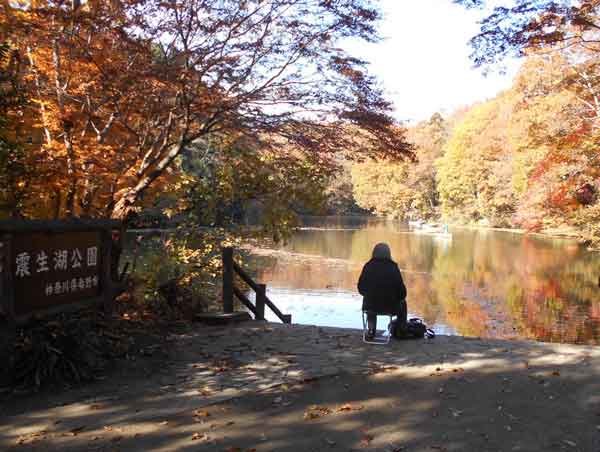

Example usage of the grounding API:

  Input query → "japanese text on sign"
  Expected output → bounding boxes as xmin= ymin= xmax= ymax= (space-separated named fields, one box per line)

xmin=44 ymin=276 xmax=99 ymax=296
xmin=15 ymin=247 xmax=98 ymax=278
xmin=6 ymin=228 xmax=106 ymax=318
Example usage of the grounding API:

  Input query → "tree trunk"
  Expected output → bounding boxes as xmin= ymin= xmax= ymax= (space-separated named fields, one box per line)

xmin=110 ymin=140 xmax=186 ymax=219
xmin=52 ymin=37 xmax=77 ymax=217
xmin=53 ymin=189 xmax=62 ymax=219
xmin=63 ymin=132 xmax=77 ymax=217
xmin=26 ymin=47 xmax=52 ymax=145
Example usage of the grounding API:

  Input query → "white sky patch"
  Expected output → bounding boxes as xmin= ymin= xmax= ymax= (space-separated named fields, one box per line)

xmin=343 ymin=0 xmax=521 ymax=122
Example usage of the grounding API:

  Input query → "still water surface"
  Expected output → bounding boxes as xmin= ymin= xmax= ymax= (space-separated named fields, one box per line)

xmin=250 ymin=217 xmax=600 ymax=344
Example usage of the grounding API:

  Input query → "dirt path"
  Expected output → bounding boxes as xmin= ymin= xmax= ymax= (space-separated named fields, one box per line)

xmin=1 ymin=322 xmax=598 ymax=451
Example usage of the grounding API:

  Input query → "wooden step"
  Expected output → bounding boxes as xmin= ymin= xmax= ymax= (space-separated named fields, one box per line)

xmin=193 ymin=311 xmax=252 ymax=325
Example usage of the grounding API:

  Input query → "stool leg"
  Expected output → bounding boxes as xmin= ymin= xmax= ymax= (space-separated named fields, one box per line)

xmin=367 ymin=313 xmax=377 ymax=332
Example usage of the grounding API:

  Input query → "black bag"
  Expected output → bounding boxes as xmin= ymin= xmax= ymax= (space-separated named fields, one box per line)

xmin=391 ymin=317 xmax=435 ymax=339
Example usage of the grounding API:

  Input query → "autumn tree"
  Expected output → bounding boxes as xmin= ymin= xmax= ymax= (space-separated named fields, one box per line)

xmin=404 ymin=113 xmax=449 ymax=218
xmin=169 ymin=134 xmax=332 ymax=240
xmin=434 ymin=54 xmax=589 ymax=228
xmin=351 ymin=113 xmax=448 ymax=220
xmin=452 ymin=0 xmax=600 ymax=240
xmin=3 ymin=0 xmax=411 ymax=220
xmin=454 ymin=0 xmax=600 ymax=66
xmin=0 ymin=40 xmax=28 ymax=217
xmin=351 ymin=157 xmax=414 ymax=218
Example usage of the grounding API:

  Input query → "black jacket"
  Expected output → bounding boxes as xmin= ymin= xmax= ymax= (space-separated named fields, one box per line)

xmin=358 ymin=258 xmax=407 ymax=313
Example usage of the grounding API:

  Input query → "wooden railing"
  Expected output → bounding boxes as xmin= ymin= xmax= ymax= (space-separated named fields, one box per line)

xmin=222 ymin=247 xmax=291 ymax=324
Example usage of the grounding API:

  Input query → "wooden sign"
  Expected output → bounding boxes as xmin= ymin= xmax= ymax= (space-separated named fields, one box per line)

xmin=11 ymin=231 xmax=103 ymax=316
xmin=0 ymin=219 xmax=125 ymax=383
xmin=0 ymin=219 xmax=123 ymax=323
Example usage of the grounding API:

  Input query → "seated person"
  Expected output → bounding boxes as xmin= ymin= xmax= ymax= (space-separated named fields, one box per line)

xmin=358 ymin=242 xmax=407 ymax=339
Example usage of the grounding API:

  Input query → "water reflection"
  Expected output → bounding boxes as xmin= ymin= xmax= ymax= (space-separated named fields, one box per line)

xmin=252 ymin=217 xmax=600 ymax=344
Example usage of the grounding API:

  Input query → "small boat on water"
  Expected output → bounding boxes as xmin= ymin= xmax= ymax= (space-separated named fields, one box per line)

xmin=408 ymin=219 xmax=425 ymax=228
xmin=413 ymin=222 xmax=452 ymax=239
xmin=420 ymin=224 xmax=443 ymax=233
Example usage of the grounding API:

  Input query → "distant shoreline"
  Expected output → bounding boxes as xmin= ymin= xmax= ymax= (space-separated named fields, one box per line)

xmin=449 ymin=224 xmax=581 ymax=240
xmin=124 ymin=217 xmax=590 ymax=249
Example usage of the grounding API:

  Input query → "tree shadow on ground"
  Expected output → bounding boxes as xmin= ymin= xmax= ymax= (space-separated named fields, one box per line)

xmin=0 ymin=324 xmax=599 ymax=452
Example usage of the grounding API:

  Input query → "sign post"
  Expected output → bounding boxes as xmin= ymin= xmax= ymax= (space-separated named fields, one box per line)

xmin=0 ymin=236 xmax=15 ymax=386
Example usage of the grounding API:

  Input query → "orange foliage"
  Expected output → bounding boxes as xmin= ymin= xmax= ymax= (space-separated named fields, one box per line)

xmin=2 ymin=0 xmax=411 ymax=220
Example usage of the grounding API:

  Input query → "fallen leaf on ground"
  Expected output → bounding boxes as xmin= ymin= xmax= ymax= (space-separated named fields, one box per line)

xmin=304 ymin=405 xmax=332 ymax=420
xmin=360 ymin=433 xmax=374 ymax=446
xmin=16 ymin=430 xmax=48 ymax=445
xmin=336 ymin=403 xmax=364 ymax=412
xmin=194 ymin=410 xmax=211 ymax=418
xmin=69 ymin=426 xmax=86 ymax=436
xmin=325 ymin=438 xmax=336 ymax=446
xmin=552 ymin=370 xmax=560 ymax=376
xmin=191 ymin=433 xmax=209 ymax=441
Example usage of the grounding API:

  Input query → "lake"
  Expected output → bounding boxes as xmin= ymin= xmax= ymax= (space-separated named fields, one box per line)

xmin=248 ymin=216 xmax=600 ymax=345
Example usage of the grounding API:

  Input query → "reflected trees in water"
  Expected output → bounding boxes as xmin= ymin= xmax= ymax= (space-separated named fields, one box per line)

xmin=253 ymin=221 xmax=600 ymax=344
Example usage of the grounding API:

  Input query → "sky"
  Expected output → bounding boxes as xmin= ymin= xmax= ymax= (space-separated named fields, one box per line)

xmin=344 ymin=0 xmax=521 ymax=123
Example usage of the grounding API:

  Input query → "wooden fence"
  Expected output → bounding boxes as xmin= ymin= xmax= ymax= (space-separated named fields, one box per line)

xmin=222 ymin=247 xmax=291 ymax=324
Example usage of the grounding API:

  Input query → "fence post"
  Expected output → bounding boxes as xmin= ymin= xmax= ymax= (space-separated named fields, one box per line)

xmin=0 ymin=236 xmax=15 ymax=386
xmin=255 ymin=283 xmax=266 ymax=321
xmin=222 ymin=247 xmax=234 ymax=313
xmin=102 ymin=228 xmax=115 ymax=315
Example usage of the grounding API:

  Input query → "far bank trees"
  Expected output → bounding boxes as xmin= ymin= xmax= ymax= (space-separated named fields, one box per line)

xmin=350 ymin=1 xmax=600 ymax=246
xmin=351 ymin=113 xmax=448 ymax=220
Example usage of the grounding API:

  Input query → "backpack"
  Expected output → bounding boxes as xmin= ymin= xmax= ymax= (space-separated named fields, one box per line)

xmin=391 ymin=317 xmax=435 ymax=339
